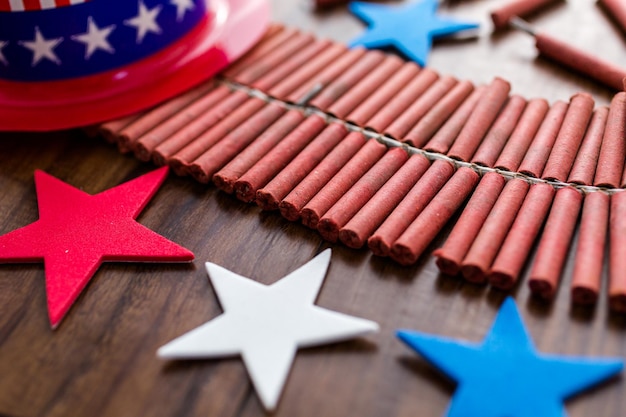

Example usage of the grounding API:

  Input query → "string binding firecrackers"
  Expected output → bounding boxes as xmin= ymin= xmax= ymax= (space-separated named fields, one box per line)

xmin=97 ymin=25 xmax=626 ymax=312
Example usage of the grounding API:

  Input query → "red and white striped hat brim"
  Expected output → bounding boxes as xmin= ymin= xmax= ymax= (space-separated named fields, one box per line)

xmin=0 ymin=0 xmax=89 ymax=12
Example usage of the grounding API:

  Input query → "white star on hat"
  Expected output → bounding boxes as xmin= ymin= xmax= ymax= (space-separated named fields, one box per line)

xmin=0 ymin=41 xmax=7 ymax=66
xmin=19 ymin=27 xmax=63 ymax=66
xmin=158 ymin=250 xmax=379 ymax=411
xmin=170 ymin=0 xmax=195 ymax=21
xmin=72 ymin=17 xmax=116 ymax=60
xmin=125 ymin=1 xmax=162 ymax=44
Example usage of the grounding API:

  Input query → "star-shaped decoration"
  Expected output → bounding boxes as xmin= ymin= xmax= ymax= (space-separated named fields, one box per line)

xmin=124 ymin=1 xmax=162 ymax=44
xmin=170 ymin=0 xmax=195 ymax=21
xmin=0 ymin=40 xmax=7 ymax=66
xmin=72 ymin=16 xmax=116 ymax=60
xmin=348 ymin=0 xmax=479 ymax=66
xmin=0 ymin=167 xmax=194 ymax=329
xmin=158 ymin=249 xmax=379 ymax=411
xmin=19 ymin=26 xmax=63 ymax=66
xmin=397 ymin=297 xmax=623 ymax=417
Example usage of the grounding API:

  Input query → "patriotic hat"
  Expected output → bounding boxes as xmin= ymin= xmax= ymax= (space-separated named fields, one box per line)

xmin=0 ymin=0 xmax=269 ymax=131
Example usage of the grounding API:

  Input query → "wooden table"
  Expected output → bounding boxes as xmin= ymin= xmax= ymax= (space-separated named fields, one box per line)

xmin=1 ymin=1 xmax=626 ymax=416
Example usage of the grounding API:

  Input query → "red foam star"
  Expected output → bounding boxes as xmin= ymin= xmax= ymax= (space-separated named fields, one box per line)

xmin=0 ymin=166 xmax=194 ymax=329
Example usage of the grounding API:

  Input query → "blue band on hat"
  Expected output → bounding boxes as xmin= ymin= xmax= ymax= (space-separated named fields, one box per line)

xmin=0 ymin=0 xmax=207 ymax=81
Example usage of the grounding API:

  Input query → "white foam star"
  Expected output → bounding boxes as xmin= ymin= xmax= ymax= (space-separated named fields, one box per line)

xmin=19 ymin=27 xmax=62 ymax=66
xmin=0 ymin=41 xmax=8 ymax=66
xmin=158 ymin=250 xmax=379 ymax=411
xmin=72 ymin=17 xmax=115 ymax=60
xmin=170 ymin=0 xmax=195 ymax=21
xmin=124 ymin=1 xmax=162 ymax=44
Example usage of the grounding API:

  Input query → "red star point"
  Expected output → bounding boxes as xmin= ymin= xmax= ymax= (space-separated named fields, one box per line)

xmin=0 ymin=166 xmax=194 ymax=329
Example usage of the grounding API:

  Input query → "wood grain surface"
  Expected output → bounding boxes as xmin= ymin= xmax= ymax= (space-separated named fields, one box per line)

xmin=1 ymin=1 xmax=626 ymax=416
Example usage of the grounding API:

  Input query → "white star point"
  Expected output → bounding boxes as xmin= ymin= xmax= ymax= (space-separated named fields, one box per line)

xmin=158 ymin=250 xmax=379 ymax=411
xmin=170 ymin=0 xmax=195 ymax=21
xmin=0 ymin=41 xmax=8 ymax=66
xmin=19 ymin=27 xmax=63 ymax=66
xmin=72 ymin=17 xmax=116 ymax=60
xmin=124 ymin=1 xmax=162 ymax=44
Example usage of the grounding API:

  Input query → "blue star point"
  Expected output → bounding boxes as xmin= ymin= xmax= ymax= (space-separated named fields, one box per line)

xmin=348 ymin=0 xmax=479 ymax=66
xmin=397 ymin=297 xmax=623 ymax=417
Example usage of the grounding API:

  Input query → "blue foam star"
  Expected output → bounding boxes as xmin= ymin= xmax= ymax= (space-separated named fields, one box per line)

xmin=397 ymin=297 xmax=623 ymax=417
xmin=348 ymin=0 xmax=479 ymax=66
